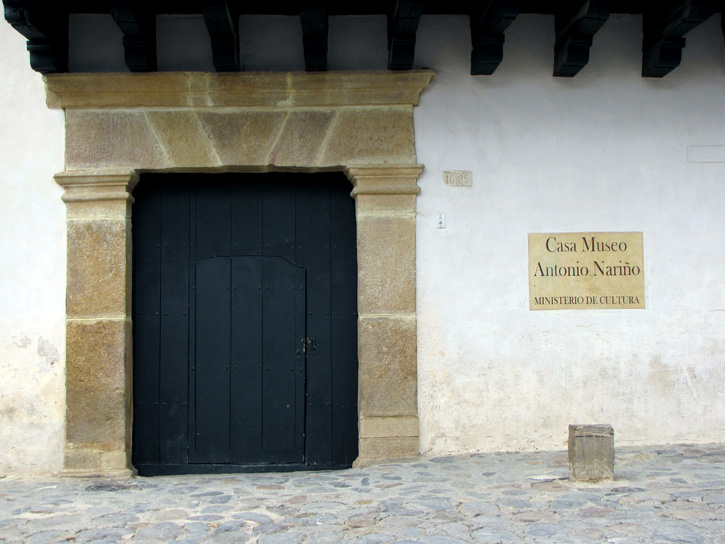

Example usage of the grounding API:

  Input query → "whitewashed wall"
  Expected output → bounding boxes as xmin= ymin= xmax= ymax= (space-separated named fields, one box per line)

xmin=0 ymin=23 xmax=65 ymax=476
xmin=0 ymin=13 xmax=723 ymax=475
xmin=414 ymin=14 xmax=725 ymax=453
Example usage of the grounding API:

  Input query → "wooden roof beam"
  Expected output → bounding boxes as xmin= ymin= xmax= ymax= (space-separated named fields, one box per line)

xmin=202 ymin=0 xmax=240 ymax=72
xmin=642 ymin=0 xmax=715 ymax=77
xmin=3 ymin=0 xmax=68 ymax=73
xmin=553 ymin=0 xmax=609 ymax=77
xmin=300 ymin=0 xmax=328 ymax=71
xmin=110 ymin=0 xmax=157 ymax=72
xmin=470 ymin=0 xmax=520 ymax=75
xmin=388 ymin=0 xmax=422 ymax=70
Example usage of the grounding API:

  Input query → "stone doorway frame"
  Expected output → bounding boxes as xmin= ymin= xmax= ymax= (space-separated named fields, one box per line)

xmin=46 ymin=70 xmax=434 ymax=477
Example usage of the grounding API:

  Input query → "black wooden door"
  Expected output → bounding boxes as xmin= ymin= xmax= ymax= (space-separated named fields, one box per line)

xmin=132 ymin=173 xmax=358 ymax=475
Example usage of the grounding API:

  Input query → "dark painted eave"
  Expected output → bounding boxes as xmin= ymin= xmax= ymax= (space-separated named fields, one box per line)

xmin=4 ymin=0 xmax=724 ymax=77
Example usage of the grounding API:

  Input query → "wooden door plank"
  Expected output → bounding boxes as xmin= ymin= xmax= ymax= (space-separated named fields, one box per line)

xmin=187 ymin=188 xmax=198 ymax=463
xmin=194 ymin=257 xmax=232 ymax=464
xmin=231 ymin=178 xmax=263 ymax=256
xmin=230 ymin=256 xmax=264 ymax=463
xmin=132 ymin=180 xmax=162 ymax=466
xmin=295 ymin=179 xmax=333 ymax=466
xmin=159 ymin=180 xmax=191 ymax=465
xmin=294 ymin=266 xmax=307 ymax=459
xmin=262 ymin=178 xmax=296 ymax=262
xmin=262 ymin=257 xmax=303 ymax=462
xmin=329 ymin=176 xmax=359 ymax=466
xmin=195 ymin=178 xmax=231 ymax=259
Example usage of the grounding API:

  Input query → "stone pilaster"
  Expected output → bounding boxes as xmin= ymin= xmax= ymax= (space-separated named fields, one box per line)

xmin=346 ymin=165 xmax=423 ymax=461
xmin=55 ymin=172 xmax=138 ymax=478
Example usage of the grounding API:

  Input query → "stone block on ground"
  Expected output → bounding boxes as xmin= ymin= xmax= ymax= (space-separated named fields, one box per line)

xmin=568 ymin=424 xmax=614 ymax=482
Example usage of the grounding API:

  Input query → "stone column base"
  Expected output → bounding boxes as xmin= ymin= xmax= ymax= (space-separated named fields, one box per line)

xmin=353 ymin=416 xmax=419 ymax=466
xmin=61 ymin=443 xmax=136 ymax=479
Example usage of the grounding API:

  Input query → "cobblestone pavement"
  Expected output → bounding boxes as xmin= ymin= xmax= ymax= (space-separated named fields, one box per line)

xmin=1 ymin=444 xmax=724 ymax=544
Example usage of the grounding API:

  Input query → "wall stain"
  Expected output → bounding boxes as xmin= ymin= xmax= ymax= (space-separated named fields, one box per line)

xmin=37 ymin=337 xmax=59 ymax=369
xmin=648 ymin=356 xmax=676 ymax=396
xmin=9 ymin=335 xmax=31 ymax=349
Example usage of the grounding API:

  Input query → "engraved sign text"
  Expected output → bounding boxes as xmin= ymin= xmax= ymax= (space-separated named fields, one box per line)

xmin=529 ymin=232 xmax=645 ymax=310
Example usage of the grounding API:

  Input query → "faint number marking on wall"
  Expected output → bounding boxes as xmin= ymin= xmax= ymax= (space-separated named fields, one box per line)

xmin=444 ymin=171 xmax=472 ymax=187
xmin=687 ymin=145 xmax=725 ymax=163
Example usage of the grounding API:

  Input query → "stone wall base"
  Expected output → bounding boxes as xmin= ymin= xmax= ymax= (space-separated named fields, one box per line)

xmin=62 ymin=443 xmax=136 ymax=479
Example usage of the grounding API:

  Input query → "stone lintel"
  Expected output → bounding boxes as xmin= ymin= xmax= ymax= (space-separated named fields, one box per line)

xmin=64 ymin=108 xmax=419 ymax=171
xmin=45 ymin=71 xmax=435 ymax=110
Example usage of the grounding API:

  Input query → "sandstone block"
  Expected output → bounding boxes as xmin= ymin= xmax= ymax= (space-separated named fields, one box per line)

xmin=145 ymin=111 xmax=220 ymax=167
xmin=356 ymin=214 xmax=416 ymax=314
xmin=67 ymin=219 xmax=131 ymax=318
xmin=63 ymin=445 xmax=134 ymax=478
xmin=270 ymin=110 xmax=335 ymax=166
xmin=287 ymin=70 xmax=435 ymax=107
xmin=359 ymin=416 xmax=419 ymax=439
xmin=196 ymin=110 xmax=286 ymax=166
xmin=358 ymin=316 xmax=417 ymax=417
xmin=568 ymin=424 xmax=614 ymax=482
xmin=322 ymin=107 xmax=416 ymax=166
xmin=45 ymin=71 xmax=435 ymax=109
xmin=56 ymin=172 xmax=137 ymax=220
xmin=357 ymin=436 xmax=419 ymax=460
xmin=66 ymin=319 xmax=132 ymax=445
xmin=354 ymin=194 xmax=417 ymax=215
xmin=347 ymin=164 xmax=422 ymax=215
xmin=65 ymin=111 xmax=168 ymax=170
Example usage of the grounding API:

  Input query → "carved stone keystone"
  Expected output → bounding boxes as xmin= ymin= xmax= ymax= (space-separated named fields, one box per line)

xmin=568 ymin=424 xmax=614 ymax=482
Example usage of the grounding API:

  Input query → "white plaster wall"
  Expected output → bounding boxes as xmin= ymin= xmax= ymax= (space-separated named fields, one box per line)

xmin=2 ymin=12 xmax=724 ymax=475
xmin=414 ymin=14 xmax=725 ymax=453
xmin=0 ymin=23 xmax=66 ymax=476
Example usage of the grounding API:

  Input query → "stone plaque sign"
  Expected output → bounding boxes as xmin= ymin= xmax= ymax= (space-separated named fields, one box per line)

xmin=529 ymin=232 xmax=645 ymax=310
xmin=444 ymin=170 xmax=472 ymax=187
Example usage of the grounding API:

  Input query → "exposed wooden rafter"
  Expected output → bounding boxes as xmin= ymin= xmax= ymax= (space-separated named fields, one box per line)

xmin=202 ymin=0 xmax=240 ymax=72
xmin=3 ymin=0 xmax=68 ymax=73
xmin=642 ymin=0 xmax=715 ymax=77
xmin=388 ymin=0 xmax=422 ymax=70
xmin=300 ymin=0 xmax=328 ymax=71
xmin=470 ymin=0 xmax=520 ymax=75
xmin=553 ymin=0 xmax=609 ymax=77
xmin=110 ymin=0 xmax=156 ymax=72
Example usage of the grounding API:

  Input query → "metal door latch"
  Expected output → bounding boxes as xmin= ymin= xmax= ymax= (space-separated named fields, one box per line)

xmin=301 ymin=337 xmax=317 ymax=353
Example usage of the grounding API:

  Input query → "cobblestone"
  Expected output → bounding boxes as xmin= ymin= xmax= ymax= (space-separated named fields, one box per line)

xmin=0 ymin=444 xmax=724 ymax=543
